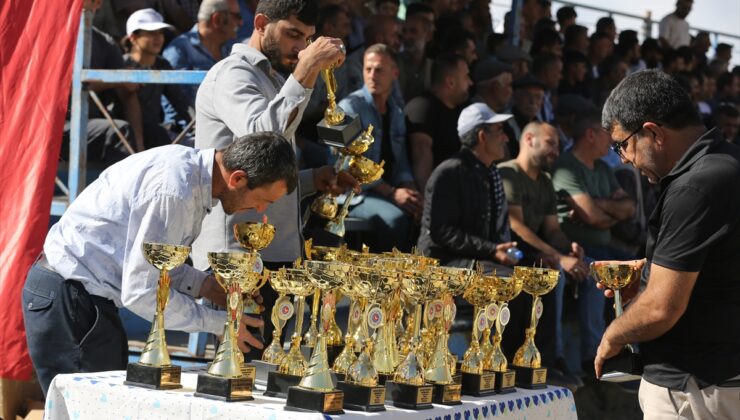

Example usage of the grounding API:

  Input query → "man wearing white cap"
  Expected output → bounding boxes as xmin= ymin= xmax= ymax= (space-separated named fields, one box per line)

xmin=417 ymin=102 xmax=518 ymax=272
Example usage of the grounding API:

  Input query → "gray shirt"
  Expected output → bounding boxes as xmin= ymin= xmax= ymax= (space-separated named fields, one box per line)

xmin=193 ymin=43 xmax=316 ymax=267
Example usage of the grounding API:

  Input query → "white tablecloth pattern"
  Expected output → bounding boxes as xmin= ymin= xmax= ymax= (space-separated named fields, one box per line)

xmin=45 ymin=369 xmax=577 ymax=420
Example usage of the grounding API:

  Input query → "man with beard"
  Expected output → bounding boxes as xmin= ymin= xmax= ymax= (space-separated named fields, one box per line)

xmin=399 ymin=13 xmax=434 ymax=102
xmin=193 ymin=0 xmax=357 ymax=359
xmin=22 ymin=133 xmax=297 ymax=394
xmin=659 ymin=0 xmax=693 ymax=49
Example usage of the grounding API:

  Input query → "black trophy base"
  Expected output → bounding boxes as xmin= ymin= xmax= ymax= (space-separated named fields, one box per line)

xmin=431 ymin=382 xmax=462 ymax=405
xmin=603 ymin=350 xmax=643 ymax=376
xmin=385 ymin=381 xmax=434 ymax=410
xmin=461 ymin=371 xmax=497 ymax=397
xmin=336 ymin=381 xmax=386 ymax=412
xmin=513 ymin=365 xmax=547 ymax=389
xmin=334 ymin=371 xmax=347 ymax=382
xmin=253 ymin=360 xmax=278 ymax=384
xmin=301 ymin=345 xmax=344 ymax=366
xmin=317 ymin=115 xmax=362 ymax=148
xmin=493 ymin=370 xmax=517 ymax=394
xmin=377 ymin=372 xmax=394 ymax=385
xmin=285 ymin=386 xmax=344 ymax=415
xmin=124 ymin=362 xmax=182 ymax=390
xmin=263 ymin=371 xmax=302 ymax=398
xmin=194 ymin=373 xmax=253 ymax=402
xmin=453 ymin=373 xmax=462 ymax=384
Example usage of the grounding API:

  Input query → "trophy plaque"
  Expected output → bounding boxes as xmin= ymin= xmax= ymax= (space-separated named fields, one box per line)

xmin=125 ymin=242 xmax=190 ymax=390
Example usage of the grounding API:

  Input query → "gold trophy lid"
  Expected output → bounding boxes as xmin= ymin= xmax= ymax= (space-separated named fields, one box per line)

xmin=591 ymin=263 xmax=638 ymax=290
xmin=142 ymin=242 xmax=191 ymax=270
xmin=233 ymin=219 xmax=276 ymax=251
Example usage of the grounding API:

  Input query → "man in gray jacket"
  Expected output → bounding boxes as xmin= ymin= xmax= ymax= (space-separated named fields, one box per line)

xmin=193 ymin=0 xmax=355 ymax=358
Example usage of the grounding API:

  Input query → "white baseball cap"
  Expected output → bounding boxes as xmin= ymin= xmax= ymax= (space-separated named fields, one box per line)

xmin=457 ymin=102 xmax=513 ymax=138
xmin=126 ymin=8 xmax=174 ymax=36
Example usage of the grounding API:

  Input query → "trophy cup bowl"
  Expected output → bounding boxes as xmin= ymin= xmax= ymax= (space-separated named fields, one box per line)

xmin=324 ymin=157 xmax=384 ymax=238
xmin=590 ymin=262 xmax=643 ymax=380
xmin=125 ymin=242 xmax=190 ymax=390
xmin=193 ymin=251 xmax=257 ymax=401
xmin=459 ymin=272 xmax=497 ymax=397
xmin=233 ymin=221 xmax=276 ymax=252
xmin=311 ymin=194 xmax=339 ymax=220
xmin=512 ymin=266 xmax=560 ymax=389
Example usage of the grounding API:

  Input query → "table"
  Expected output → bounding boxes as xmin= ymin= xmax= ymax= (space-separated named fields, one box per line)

xmin=45 ymin=368 xmax=577 ymax=419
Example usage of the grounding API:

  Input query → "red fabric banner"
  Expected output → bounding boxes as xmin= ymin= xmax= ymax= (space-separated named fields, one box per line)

xmin=0 ymin=0 xmax=82 ymax=380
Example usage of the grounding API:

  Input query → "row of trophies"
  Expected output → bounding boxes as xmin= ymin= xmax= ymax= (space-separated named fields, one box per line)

xmin=125 ymin=221 xmax=640 ymax=414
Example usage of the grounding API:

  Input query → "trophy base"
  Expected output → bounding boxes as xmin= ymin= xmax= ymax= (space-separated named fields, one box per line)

xmin=377 ymin=372 xmax=394 ymax=385
xmin=263 ymin=371 xmax=302 ymax=398
xmin=336 ymin=381 xmax=386 ymax=412
xmin=513 ymin=366 xmax=547 ymax=389
xmin=252 ymin=360 xmax=279 ymax=384
xmin=333 ymin=372 xmax=347 ymax=382
xmin=285 ymin=386 xmax=345 ymax=415
xmin=317 ymin=116 xmax=362 ymax=148
xmin=194 ymin=373 xmax=253 ymax=402
xmin=124 ymin=363 xmax=182 ymax=390
xmin=493 ymin=370 xmax=517 ymax=394
xmin=453 ymin=373 xmax=462 ymax=384
xmin=461 ymin=371 xmax=497 ymax=397
xmin=385 ymin=381 xmax=434 ymax=410
xmin=301 ymin=345 xmax=343 ymax=366
xmin=431 ymin=382 xmax=462 ymax=405
xmin=603 ymin=350 xmax=643 ymax=377
xmin=240 ymin=364 xmax=256 ymax=383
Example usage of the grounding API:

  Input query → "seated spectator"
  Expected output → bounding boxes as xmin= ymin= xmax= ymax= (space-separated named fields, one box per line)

xmin=530 ymin=28 xmax=563 ymax=57
xmin=338 ymin=44 xmax=422 ymax=251
xmin=616 ymin=30 xmax=645 ymax=74
xmin=714 ymin=103 xmax=740 ymax=144
xmin=345 ymin=14 xmax=402 ymax=94
xmin=586 ymin=32 xmax=613 ymax=80
xmin=595 ymin=16 xmax=616 ymax=43
xmin=398 ymin=13 xmax=434 ymax=101
xmin=503 ymin=75 xmax=546 ymax=159
xmin=432 ymin=26 xmax=479 ymax=66
xmin=532 ymin=53 xmax=563 ymax=123
xmin=563 ymin=24 xmax=589 ymax=55
xmin=640 ymin=38 xmax=663 ymax=69
xmin=716 ymin=71 xmax=739 ymax=104
xmin=496 ymin=43 xmax=532 ymax=80
xmin=471 ymin=58 xmax=514 ymax=114
xmin=556 ymin=6 xmax=577 ymax=36
xmin=559 ymin=50 xmax=590 ymax=98
xmin=554 ymin=94 xmax=594 ymax=152
xmin=552 ymin=108 xmax=636 ymax=260
xmin=711 ymin=43 xmax=733 ymax=74
xmin=374 ymin=0 xmax=399 ymax=17
xmin=405 ymin=53 xmax=472 ymax=191
xmin=124 ymin=9 xmax=193 ymax=149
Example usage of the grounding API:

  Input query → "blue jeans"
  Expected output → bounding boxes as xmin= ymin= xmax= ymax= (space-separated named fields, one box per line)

xmin=348 ymin=193 xmax=413 ymax=252
xmin=22 ymin=262 xmax=128 ymax=395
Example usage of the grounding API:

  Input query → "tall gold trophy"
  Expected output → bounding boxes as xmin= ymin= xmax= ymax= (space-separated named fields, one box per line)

xmin=325 ymin=156 xmax=384 ymax=237
xmin=254 ymin=269 xmax=291 ymax=382
xmin=590 ymin=262 xmax=643 ymax=381
xmin=234 ymin=220 xmax=274 ymax=314
xmin=125 ymin=242 xmax=190 ymax=389
xmin=485 ymin=274 xmax=524 ymax=393
xmin=512 ymin=266 xmax=559 ymax=389
xmin=263 ymin=266 xmax=316 ymax=398
xmin=285 ymin=260 xmax=351 ymax=414
xmin=460 ymin=266 xmax=497 ymax=396
xmin=195 ymin=252 xmax=257 ymax=401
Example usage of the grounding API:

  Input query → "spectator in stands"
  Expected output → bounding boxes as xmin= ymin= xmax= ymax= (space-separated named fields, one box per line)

xmin=346 ymin=14 xmax=402 ymax=93
xmin=338 ymin=44 xmax=422 ymax=251
xmin=554 ymin=94 xmax=594 ymax=152
xmin=715 ymin=71 xmax=739 ymax=104
xmin=712 ymin=43 xmax=734 ymax=74
xmin=616 ymin=30 xmax=645 ymax=74
xmin=587 ymin=32 xmax=613 ymax=80
xmin=691 ymin=31 xmax=711 ymax=71
xmin=593 ymin=56 xmax=629 ymax=108
xmin=556 ymin=6 xmax=577 ymax=36
xmin=405 ymin=53 xmax=471 ymax=191
xmin=563 ymin=24 xmax=588 ymax=55
xmin=496 ymin=43 xmax=532 ymax=80
xmin=503 ymin=75 xmax=546 ymax=159
xmin=374 ymin=0 xmax=399 ymax=17
xmin=595 ymin=17 xmax=616 ymax=43
xmin=468 ymin=0 xmax=495 ymax=53
xmin=472 ymin=58 xmax=514 ymax=114
xmin=163 ymin=0 xmax=242 ymax=104
xmin=441 ymin=28 xmax=479 ymax=66
xmin=530 ymin=28 xmax=563 ymax=58
xmin=659 ymin=0 xmax=693 ymax=49
xmin=552 ymin=108 xmax=636 ymax=261
xmin=559 ymin=50 xmax=590 ymax=98
xmin=533 ymin=53 xmax=562 ymax=123
xmin=417 ymin=102 xmax=517 ymax=272
xmin=714 ymin=103 xmax=740 ymax=144
xmin=124 ymin=9 xmax=192 ymax=149
xmin=640 ymin=38 xmax=663 ymax=69
xmin=399 ymin=13 xmax=434 ymax=101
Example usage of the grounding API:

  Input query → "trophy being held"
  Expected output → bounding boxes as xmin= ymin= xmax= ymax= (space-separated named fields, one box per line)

xmin=325 ymin=156 xmax=384 ymax=237
xmin=590 ymin=262 xmax=643 ymax=381
xmin=125 ymin=242 xmax=190 ymax=390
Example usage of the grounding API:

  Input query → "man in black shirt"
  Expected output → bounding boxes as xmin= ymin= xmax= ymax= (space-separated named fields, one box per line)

xmin=596 ymin=69 xmax=740 ymax=418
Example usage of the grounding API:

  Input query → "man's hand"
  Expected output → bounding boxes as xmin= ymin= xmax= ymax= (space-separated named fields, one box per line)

xmin=236 ymin=314 xmax=265 ymax=353
xmin=198 ymin=275 xmax=226 ymax=307
xmin=392 ymin=187 xmax=423 ymax=217
xmin=560 ymin=254 xmax=588 ymax=281
xmin=313 ymin=166 xmax=360 ymax=195
xmin=570 ymin=242 xmax=585 ymax=259
xmin=594 ymin=259 xmax=646 ymax=303
xmin=493 ymin=241 xmax=518 ymax=266
xmin=594 ymin=331 xmax=623 ymax=379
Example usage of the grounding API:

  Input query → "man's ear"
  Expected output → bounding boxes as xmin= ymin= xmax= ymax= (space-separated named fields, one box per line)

xmin=644 ymin=121 xmax=665 ymax=148
xmin=227 ymin=169 xmax=249 ymax=189
xmin=254 ymin=13 xmax=270 ymax=35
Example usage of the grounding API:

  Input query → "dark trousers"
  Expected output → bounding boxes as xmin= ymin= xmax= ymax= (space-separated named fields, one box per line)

xmin=22 ymin=262 xmax=127 ymax=396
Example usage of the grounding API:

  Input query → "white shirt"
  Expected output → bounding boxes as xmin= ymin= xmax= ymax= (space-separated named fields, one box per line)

xmin=659 ymin=13 xmax=691 ymax=49
xmin=44 ymin=146 xmax=224 ymax=335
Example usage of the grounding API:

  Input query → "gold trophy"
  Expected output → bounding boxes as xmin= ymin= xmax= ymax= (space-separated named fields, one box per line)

xmin=234 ymin=219 xmax=275 ymax=313
xmin=485 ymin=274 xmax=524 ymax=393
xmin=257 ymin=270 xmax=291 ymax=373
xmin=331 ymin=262 xmax=362 ymax=381
xmin=325 ymin=156 xmax=384 ymax=237
xmin=590 ymin=262 xmax=643 ymax=381
xmin=460 ymin=266 xmax=497 ymax=396
xmin=263 ymin=266 xmax=316 ymax=397
xmin=285 ymin=260 xmax=351 ymax=414
xmin=195 ymin=252 xmax=258 ymax=401
xmin=512 ymin=266 xmax=560 ymax=389
xmin=333 ymin=264 xmax=396 ymax=412
xmin=125 ymin=242 xmax=190 ymax=389
xmin=386 ymin=265 xmax=437 ymax=410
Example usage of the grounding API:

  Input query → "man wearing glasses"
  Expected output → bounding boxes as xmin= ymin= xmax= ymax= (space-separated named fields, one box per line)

xmin=594 ymin=70 xmax=740 ymax=417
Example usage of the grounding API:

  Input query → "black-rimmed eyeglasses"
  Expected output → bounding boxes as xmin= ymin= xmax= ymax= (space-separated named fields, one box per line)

xmin=611 ymin=126 xmax=643 ymax=159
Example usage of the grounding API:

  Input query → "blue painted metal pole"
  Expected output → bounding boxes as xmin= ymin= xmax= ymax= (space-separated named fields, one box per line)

xmin=510 ymin=0 xmax=523 ymax=47
xmin=81 ymin=69 xmax=207 ymax=85
xmin=67 ymin=10 xmax=92 ymax=205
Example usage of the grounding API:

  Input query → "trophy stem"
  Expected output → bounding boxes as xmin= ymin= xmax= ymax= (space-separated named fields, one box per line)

xmin=139 ymin=309 xmax=171 ymax=367
xmin=325 ymin=190 xmax=355 ymax=237
xmin=530 ymin=295 xmax=541 ymax=330
xmin=304 ymin=290 xmax=321 ymax=347
xmin=157 ymin=269 xmax=170 ymax=312
xmin=614 ymin=289 xmax=624 ymax=317
xmin=294 ymin=295 xmax=306 ymax=341
xmin=208 ymin=322 xmax=243 ymax=378
xmin=412 ymin=304 xmax=422 ymax=345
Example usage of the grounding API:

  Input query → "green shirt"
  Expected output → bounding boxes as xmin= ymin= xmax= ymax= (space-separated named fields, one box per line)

xmin=552 ymin=151 xmax=620 ymax=247
xmin=499 ymin=160 xmax=557 ymax=236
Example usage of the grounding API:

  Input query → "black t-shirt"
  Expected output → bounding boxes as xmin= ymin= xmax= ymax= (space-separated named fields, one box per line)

xmin=642 ymin=128 xmax=740 ymax=390
xmin=404 ymin=92 xmax=464 ymax=167
xmin=88 ymin=27 xmax=126 ymax=119
xmin=380 ymin=111 xmax=395 ymax=184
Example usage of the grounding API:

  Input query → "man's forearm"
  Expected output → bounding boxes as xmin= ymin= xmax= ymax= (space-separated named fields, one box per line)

xmin=595 ymin=198 xmax=636 ymax=221
xmin=603 ymin=291 xmax=677 ymax=347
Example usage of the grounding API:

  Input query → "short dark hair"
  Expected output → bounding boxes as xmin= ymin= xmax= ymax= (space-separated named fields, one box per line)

xmin=715 ymin=103 xmax=739 ymax=118
xmin=364 ymin=43 xmax=398 ymax=65
xmin=596 ymin=16 xmax=615 ymax=32
xmin=431 ymin=53 xmax=466 ymax=87
xmin=716 ymin=43 xmax=733 ymax=53
xmin=530 ymin=29 xmax=562 ymax=56
xmin=589 ymin=31 xmax=611 ymax=45
xmin=574 ymin=106 xmax=602 ymax=141
xmin=460 ymin=123 xmax=489 ymax=148
xmin=316 ymin=5 xmax=346 ymax=34
xmin=556 ymin=6 xmax=577 ymax=24
xmin=222 ymin=132 xmax=298 ymax=193
xmin=602 ymin=69 xmax=703 ymax=133
xmin=256 ymin=0 xmax=318 ymax=26
xmin=717 ymin=71 xmax=735 ymax=92
xmin=532 ymin=53 xmax=561 ymax=76
xmin=405 ymin=2 xmax=434 ymax=19
xmin=564 ymin=24 xmax=587 ymax=47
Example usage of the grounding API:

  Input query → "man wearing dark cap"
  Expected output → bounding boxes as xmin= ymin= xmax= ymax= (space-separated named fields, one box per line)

xmin=502 ymin=75 xmax=547 ymax=159
xmin=472 ymin=58 xmax=514 ymax=114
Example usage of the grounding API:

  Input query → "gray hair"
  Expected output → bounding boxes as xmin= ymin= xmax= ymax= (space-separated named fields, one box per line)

xmin=222 ymin=132 xmax=298 ymax=193
xmin=460 ymin=123 xmax=489 ymax=148
xmin=198 ymin=0 xmax=230 ymax=22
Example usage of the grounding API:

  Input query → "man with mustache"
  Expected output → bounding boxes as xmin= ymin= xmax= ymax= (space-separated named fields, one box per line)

xmin=193 ymin=0 xmax=357 ymax=360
